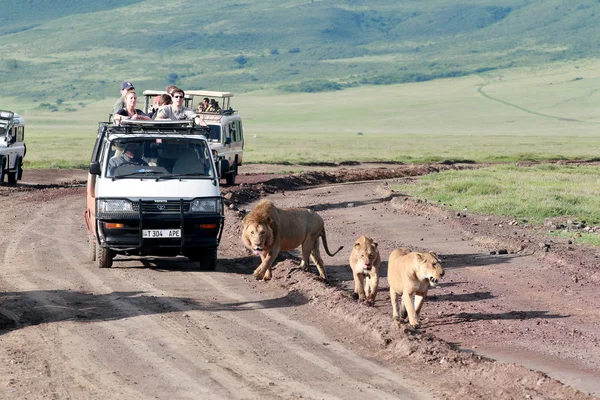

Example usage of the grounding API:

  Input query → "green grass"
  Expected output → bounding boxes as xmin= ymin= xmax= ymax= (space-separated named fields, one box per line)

xmin=14 ymin=61 xmax=600 ymax=168
xmin=550 ymin=231 xmax=600 ymax=247
xmin=3 ymin=1 xmax=600 ymax=101
xmin=392 ymin=164 xmax=600 ymax=226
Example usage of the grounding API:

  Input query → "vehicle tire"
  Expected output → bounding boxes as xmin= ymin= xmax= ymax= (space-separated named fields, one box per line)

xmin=0 ymin=159 xmax=4 ymax=185
xmin=225 ymin=161 xmax=237 ymax=185
xmin=7 ymin=169 xmax=17 ymax=185
xmin=97 ymin=246 xmax=114 ymax=268
xmin=88 ymin=235 xmax=97 ymax=262
xmin=17 ymin=158 xmax=23 ymax=180
xmin=199 ymin=247 xmax=217 ymax=271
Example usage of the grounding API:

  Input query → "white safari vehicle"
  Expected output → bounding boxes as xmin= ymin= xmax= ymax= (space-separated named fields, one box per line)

xmin=0 ymin=110 xmax=26 ymax=185
xmin=84 ymin=119 xmax=226 ymax=269
xmin=143 ymin=90 xmax=244 ymax=185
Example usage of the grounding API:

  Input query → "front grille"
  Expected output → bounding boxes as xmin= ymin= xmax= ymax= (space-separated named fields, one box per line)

xmin=132 ymin=200 xmax=191 ymax=214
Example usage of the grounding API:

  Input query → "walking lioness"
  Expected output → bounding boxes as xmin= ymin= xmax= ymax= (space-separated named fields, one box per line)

xmin=348 ymin=235 xmax=381 ymax=305
xmin=242 ymin=200 xmax=343 ymax=281
xmin=388 ymin=248 xmax=444 ymax=328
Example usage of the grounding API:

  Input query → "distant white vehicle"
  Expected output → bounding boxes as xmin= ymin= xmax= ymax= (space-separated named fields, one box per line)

xmin=143 ymin=90 xmax=244 ymax=185
xmin=0 ymin=110 xmax=26 ymax=185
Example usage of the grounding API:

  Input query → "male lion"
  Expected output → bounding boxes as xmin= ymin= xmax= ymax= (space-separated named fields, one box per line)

xmin=388 ymin=248 xmax=444 ymax=328
xmin=242 ymin=199 xmax=343 ymax=281
xmin=348 ymin=235 xmax=381 ymax=305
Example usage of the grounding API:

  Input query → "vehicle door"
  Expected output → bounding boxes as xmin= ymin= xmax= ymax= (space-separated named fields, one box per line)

xmin=230 ymin=119 xmax=244 ymax=165
xmin=6 ymin=125 xmax=22 ymax=169
xmin=85 ymin=125 xmax=107 ymax=235
xmin=12 ymin=125 xmax=26 ymax=166
xmin=223 ymin=121 xmax=234 ymax=166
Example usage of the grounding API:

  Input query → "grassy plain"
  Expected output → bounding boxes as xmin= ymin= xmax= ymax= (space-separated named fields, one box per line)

xmin=16 ymin=60 xmax=600 ymax=168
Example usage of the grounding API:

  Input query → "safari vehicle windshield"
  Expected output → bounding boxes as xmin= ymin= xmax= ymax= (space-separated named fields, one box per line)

xmin=202 ymin=125 xmax=221 ymax=142
xmin=106 ymin=138 xmax=214 ymax=179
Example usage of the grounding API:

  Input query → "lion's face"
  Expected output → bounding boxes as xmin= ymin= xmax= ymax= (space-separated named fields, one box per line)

xmin=242 ymin=222 xmax=273 ymax=256
xmin=416 ymin=252 xmax=444 ymax=287
xmin=353 ymin=237 xmax=379 ymax=273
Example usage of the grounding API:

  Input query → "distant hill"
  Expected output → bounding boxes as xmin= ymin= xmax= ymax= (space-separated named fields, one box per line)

xmin=1 ymin=0 xmax=599 ymax=105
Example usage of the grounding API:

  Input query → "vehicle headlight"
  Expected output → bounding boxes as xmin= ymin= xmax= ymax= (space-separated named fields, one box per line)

xmin=97 ymin=199 xmax=134 ymax=214
xmin=190 ymin=198 xmax=220 ymax=213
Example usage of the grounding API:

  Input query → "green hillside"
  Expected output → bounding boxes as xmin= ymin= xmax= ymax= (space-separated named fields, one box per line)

xmin=1 ymin=0 xmax=600 ymax=106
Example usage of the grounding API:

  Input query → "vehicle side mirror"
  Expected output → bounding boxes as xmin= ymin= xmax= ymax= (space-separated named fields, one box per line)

xmin=89 ymin=161 xmax=101 ymax=175
xmin=219 ymin=159 xmax=230 ymax=177
xmin=225 ymin=137 xmax=232 ymax=145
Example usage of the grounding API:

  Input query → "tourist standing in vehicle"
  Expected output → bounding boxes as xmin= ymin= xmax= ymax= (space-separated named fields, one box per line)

xmin=112 ymin=81 xmax=135 ymax=116
xmin=197 ymin=97 xmax=210 ymax=113
xmin=113 ymin=90 xmax=151 ymax=124
xmin=166 ymin=85 xmax=180 ymax=98
xmin=148 ymin=94 xmax=172 ymax=119
xmin=156 ymin=89 xmax=202 ymax=124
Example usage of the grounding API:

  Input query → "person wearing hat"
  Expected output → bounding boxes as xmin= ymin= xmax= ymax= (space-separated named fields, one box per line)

xmin=112 ymin=81 xmax=135 ymax=116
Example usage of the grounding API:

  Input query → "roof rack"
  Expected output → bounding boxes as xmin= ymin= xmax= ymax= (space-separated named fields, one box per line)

xmin=102 ymin=120 xmax=207 ymax=137
xmin=0 ymin=110 xmax=15 ymax=121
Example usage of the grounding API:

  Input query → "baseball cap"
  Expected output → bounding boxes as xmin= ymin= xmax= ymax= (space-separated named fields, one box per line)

xmin=121 ymin=81 xmax=134 ymax=91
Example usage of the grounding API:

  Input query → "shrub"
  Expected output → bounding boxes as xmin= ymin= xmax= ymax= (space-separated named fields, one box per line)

xmin=280 ymin=79 xmax=342 ymax=93
xmin=234 ymin=55 xmax=248 ymax=67
xmin=168 ymin=73 xmax=178 ymax=84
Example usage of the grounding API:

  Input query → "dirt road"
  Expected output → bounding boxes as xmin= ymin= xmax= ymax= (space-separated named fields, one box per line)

xmin=0 ymin=164 xmax=598 ymax=399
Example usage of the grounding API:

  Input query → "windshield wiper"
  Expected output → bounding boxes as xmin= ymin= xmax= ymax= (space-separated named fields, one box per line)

xmin=158 ymin=172 xmax=210 ymax=180
xmin=112 ymin=170 xmax=166 ymax=180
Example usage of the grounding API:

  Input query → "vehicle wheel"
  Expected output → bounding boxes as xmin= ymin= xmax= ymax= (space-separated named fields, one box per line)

xmin=0 ymin=158 xmax=5 ymax=185
xmin=88 ymin=235 xmax=97 ymax=262
xmin=97 ymin=246 xmax=114 ymax=268
xmin=17 ymin=159 xmax=23 ymax=180
xmin=225 ymin=161 xmax=237 ymax=185
xmin=199 ymin=247 xmax=217 ymax=271
xmin=7 ymin=169 xmax=17 ymax=185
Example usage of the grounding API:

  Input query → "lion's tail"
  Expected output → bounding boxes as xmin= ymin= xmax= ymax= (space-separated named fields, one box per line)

xmin=321 ymin=230 xmax=343 ymax=257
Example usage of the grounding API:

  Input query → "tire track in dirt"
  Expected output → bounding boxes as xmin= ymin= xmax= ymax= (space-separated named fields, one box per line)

xmin=43 ymin=196 xmax=259 ymax=399
xmin=7 ymin=193 xmax=390 ymax=399
xmin=0 ymin=195 xmax=231 ymax=399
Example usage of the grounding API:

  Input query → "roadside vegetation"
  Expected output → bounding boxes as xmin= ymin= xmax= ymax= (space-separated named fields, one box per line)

xmin=18 ymin=61 xmax=600 ymax=168
xmin=393 ymin=164 xmax=600 ymax=245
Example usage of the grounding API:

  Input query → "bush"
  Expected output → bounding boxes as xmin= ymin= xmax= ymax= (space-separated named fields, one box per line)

xmin=280 ymin=79 xmax=342 ymax=93
xmin=168 ymin=73 xmax=178 ymax=84
xmin=234 ymin=55 xmax=248 ymax=67
xmin=5 ymin=59 xmax=19 ymax=70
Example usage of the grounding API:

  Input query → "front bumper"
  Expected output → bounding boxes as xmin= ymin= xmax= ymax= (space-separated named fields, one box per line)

xmin=96 ymin=198 xmax=224 ymax=256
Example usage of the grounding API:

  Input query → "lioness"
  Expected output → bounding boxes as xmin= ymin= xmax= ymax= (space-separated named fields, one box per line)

xmin=348 ymin=235 xmax=381 ymax=305
xmin=388 ymin=248 xmax=444 ymax=328
xmin=242 ymin=199 xmax=343 ymax=281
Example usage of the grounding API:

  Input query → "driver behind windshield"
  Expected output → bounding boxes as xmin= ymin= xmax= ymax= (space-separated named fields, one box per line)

xmin=108 ymin=143 xmax=148 ymax=174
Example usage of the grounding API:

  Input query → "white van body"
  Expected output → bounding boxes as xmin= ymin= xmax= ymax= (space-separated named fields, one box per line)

xmin=0 ymin=110 xmax=26 ymax=185
xmin=84 ymin=120 xmax=225 ymax=269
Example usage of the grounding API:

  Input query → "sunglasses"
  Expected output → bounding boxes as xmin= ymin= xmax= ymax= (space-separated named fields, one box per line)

xmin=173 ymin=95 xmax=184 ymax=99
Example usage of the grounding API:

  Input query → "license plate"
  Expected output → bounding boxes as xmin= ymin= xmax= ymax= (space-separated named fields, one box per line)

xmin=143 ymin=229 xmax=181 ymax=238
